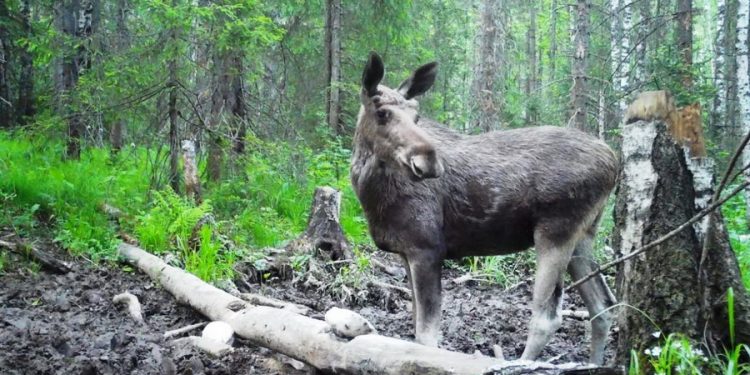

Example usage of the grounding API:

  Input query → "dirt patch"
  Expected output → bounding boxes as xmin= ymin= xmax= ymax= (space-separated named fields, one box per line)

xmin=1 ymin=243 xmax=614 ymax=374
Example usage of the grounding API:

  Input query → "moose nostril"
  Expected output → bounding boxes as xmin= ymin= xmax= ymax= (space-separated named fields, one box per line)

xmin=412 ymin=161 xmax=424 ymax=177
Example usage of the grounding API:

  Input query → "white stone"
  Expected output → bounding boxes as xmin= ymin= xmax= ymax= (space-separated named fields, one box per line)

xmin=325 ymin=307 xmax=376 ymax=338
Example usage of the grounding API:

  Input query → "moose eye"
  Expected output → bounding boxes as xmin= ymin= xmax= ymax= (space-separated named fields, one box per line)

xmin=376 ymin=109 xmax=390 ymax=125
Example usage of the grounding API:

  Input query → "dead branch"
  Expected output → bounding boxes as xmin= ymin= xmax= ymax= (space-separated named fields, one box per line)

xmin=368 ymin=279 xmax=411 ymax=297
xmin=112 ymin=292 xmax=145 ymax=324
xmin=164 ymin=322 xmax=208 ymax=339
xmin=566 ymin=180 xmax=750 ymax=293
xmin=0 ymin=239 xmax=71 ymax=274
xmin=239 ymin=293 xmax=310 ymax=316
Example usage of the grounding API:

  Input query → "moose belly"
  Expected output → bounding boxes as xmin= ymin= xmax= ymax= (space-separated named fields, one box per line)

xmin=443 ymin=214 xmax=535 ymax=259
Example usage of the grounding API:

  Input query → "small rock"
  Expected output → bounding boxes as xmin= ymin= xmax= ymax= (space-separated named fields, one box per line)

xmin=84 ymin=290 xmax=104 ymax=304
xmin=202 ymin=321 xmax=234 ymax=345
xmin=325 ymin=307 xmax=376 ymax=338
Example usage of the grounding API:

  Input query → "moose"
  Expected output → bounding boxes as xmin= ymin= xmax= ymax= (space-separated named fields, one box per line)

xmin=350 ymin=53 xmax=619 ymax=364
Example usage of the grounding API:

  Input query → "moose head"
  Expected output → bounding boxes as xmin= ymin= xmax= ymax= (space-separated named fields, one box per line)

xmin=356 ymin=53 xmax=443 ymax=180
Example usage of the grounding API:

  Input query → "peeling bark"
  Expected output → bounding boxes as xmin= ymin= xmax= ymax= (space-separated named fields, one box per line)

xmin=613 ymin=119 xmax=750 ymax=365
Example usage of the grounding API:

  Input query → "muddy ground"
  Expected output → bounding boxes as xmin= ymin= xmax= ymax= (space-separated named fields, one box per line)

xmin=0 ymin=240 xmax=615 ymax=374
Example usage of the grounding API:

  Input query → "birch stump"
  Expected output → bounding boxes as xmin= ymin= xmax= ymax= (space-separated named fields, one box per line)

xmin=613 ymin=119 xmax=750 ymax=365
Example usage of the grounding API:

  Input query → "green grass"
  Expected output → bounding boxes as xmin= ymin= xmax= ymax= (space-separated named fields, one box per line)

xmin=0 ymin=132 xmax=150 ymax=260
xmin=723 ymin=191 xmax=750 ymax=289
xmin=0 ymin=130 xmax=369 ymax=281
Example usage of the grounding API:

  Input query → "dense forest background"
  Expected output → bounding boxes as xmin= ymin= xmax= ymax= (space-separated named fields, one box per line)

xmin=1 ymin=0 xmax=749 ymax=280
xmin=2 ymin=0 xmax=750 ymax=372
xmin=1 ymin=0 xmax=749 ymax=276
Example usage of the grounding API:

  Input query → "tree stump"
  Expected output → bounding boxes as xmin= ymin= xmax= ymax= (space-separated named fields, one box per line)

xmin=286 ymin=186 xmax=351 ymax=261
xmin=613 ymin=119 xmax=750 ymax=366
xmin=182 ymin=139 xmax=202 ymax=204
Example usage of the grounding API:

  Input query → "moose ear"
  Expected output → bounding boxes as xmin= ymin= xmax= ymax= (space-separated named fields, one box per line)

xmin=362 ymin=52 xmax=385 ymax=97
xmin=397 ymin=61 xmax=438 ymax=99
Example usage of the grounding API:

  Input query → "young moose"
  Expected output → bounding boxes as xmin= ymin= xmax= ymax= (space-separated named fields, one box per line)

xmin=351 ymin=53 xmax=619 ymax=364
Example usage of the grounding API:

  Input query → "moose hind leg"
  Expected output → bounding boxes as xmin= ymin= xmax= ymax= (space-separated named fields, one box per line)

xmin=567 ymin=233 xmax=616 ymax=365
xmin=521 ymin=235 xmax=575 ymax=361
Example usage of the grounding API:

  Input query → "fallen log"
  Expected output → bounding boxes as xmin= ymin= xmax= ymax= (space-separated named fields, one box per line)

xmin=118 ymin=243 xmax=620 ymax=374
xmin=0 ymin=239 xmax=71 ymax=274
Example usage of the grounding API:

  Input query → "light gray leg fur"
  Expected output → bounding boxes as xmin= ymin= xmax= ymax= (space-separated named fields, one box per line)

xmin=521 ymin=234 xmax=575 ymax=361
xmin=567 ymin=232 xmax=616 ymax=365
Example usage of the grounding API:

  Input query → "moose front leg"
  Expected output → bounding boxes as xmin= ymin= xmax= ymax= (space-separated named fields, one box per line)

xmin=407 ymin=253 xmax=443 ymax=347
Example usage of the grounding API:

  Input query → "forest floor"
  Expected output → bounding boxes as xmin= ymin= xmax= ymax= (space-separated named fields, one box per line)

xmin=0 ymin=236 xmax=615 ymax=374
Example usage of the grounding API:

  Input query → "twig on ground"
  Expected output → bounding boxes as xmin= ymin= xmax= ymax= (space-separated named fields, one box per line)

xmin=492 ymin=344 xmax=505 ymax=360
xmin=368 ymin=280 xmax=411 ymax=296
xmin=113 ymin=292 xmax=145 ymax=324
xmin=561 ymin=310 xmax=590 ymax=320
xmin=239 ymin=293 xmax=311 ymax=315
xmin=566 ymin=180 xmax=750 ymax=293
xmin=163 ymin=322 xmax=208 ymax=339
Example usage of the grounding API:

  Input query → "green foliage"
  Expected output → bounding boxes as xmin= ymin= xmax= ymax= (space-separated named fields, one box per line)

xmin=628 ymin=288 xmax=750 ymax=375
xmin=184 ymin=226 xmax=234 ymax=282
xmin=722 ymin=190 xmax=750 ymax=289
xmin=0 ymin=132 xmax=149 ymax=260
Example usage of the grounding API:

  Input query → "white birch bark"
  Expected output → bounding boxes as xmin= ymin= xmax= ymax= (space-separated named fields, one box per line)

xmin=737 ymin=0 xmax=750 ymax=224
xmin=713 ymin=0 xmax=727 ymax=129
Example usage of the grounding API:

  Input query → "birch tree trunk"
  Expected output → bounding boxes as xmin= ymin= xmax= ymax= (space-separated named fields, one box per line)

xmin=712 ymin=0 xmax=727 ymax=136
xmin=16 ymin=0 xmax=34 ymax=125
xmin=0 ymin=0 xmax=10 ymax=128
xmin=613 ymin=119 xmax=750 ymax=366
xmin=324 ymin=0 xmax=342 ymax=135
xmin=676 ymin=0 xmax=693 ymax=88
xmin=737 ymin=0 xmax=750 ymax=226
xmin=570 ymin=0 xmax=590 ymax=132
xmin=611 ymin=0 xmax=633 ymax=115
xmin=473 ymin=0 xmax=499 ymax=133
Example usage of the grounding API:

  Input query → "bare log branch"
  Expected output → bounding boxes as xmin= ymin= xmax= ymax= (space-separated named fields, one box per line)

xmin=163 ymin=322 xmax=208 ymax=339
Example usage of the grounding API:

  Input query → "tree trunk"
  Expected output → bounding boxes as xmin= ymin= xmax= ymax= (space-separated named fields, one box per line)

xmin=230 ymin=54 xmax=246 ymax=155
xmin=570 ymin=0 xmax=590 ymax=132
xmin=110 ymin=0 xmax=129 ymax=154
xmin=676 ymin=0 xmax=693 ymax=88
xmin=287 ymin=187 xmax=351 ymax=261
xmin=634 ymin=0 xmax=652 ymax=86
xmin=712 ymin=0 xmax=727 ymax=137
xmin=474 ymin=0 xmax=499 ymax=132
xmin=738 ymin=0 xmax=750 ymax=227
xmin=55 ymin=0 xmax=84 ymax=159
xmin=613 ymin=118 xmax=750 ymax=366
xmin=525 ymin=1 xmax=538 ymax=125
xmin=16 ymin=0 xmax=34 ymax=125
xmin=324 ymin=0 xmax=342 ymax=135
xmin=611 ymin=0 xmax=633 ymax=115
xmin=168 ymin=36 xmax=180 ymax=193
xmin=182 ymin=140 xmax=202 ymax=204
xmin=548 ymin=0 xmax=558 ymax=88
xmin=0 ymin=0 xmax=10 ymax=128
xmin=725 ymin=0 xmax=740 ymax=139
